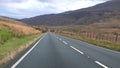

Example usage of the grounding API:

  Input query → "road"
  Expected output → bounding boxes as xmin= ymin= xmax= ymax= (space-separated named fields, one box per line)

xmin=9 ymin=33 xmax=120 ymax=68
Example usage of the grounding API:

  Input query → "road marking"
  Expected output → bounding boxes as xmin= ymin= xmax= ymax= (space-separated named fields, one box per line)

xmin=87 ymin=56 xmax=90 ymax=58
xmin=70 ymin=46 xmax=84 ymax=55
xmin=11 ymin=34 xmax=46 ymax=68
xmin=95 ymin=61 xmax=108 ymax=68
xmin=63 ymin=41 xmax=68 ymax=44
xmin=59 ymin=38 xmax=62 ymax=41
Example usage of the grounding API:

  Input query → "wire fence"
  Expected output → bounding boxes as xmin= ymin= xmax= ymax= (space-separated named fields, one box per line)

xmin=61 ymin=31 xmax=120 ymax=44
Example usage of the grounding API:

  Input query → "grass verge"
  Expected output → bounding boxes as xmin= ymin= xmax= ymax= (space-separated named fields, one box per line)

xmin=60 ymin=33 xmax=120 ymax=52
xmin=0 ymin=34 xmax=43 ymax=68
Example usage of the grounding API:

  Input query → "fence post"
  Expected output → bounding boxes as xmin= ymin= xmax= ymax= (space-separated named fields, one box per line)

xmin=115 ymin=33 xmax=119 ymax=43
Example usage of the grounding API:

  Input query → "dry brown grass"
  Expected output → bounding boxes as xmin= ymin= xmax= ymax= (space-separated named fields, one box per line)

xmin=99 ymin=28 xmax=120 ymax=33
xmin=0 ymin=17 xmax=42 ymax=67
xmin=0 ymin=35 xmax=42 ymax=65
xmin=0 ymin=17 xmax=41 ymax=35
xmin=90 ymin=21 xmax=120 ymax=33
xmin=0 ymin=17 xmax=25 ymax=25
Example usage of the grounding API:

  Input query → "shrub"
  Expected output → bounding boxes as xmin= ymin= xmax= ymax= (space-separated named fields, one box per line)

xmin=0 ymin=27 xmax=12 ymax=44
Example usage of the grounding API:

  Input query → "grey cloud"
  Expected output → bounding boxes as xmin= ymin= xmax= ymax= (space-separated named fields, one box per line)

xmin=38 ymin=0 xmax=51 ymax=2
xmin=0 ymin=0 xmax=25 ymax=3
xmin=0 ymin=0 xmax=110 ymax=19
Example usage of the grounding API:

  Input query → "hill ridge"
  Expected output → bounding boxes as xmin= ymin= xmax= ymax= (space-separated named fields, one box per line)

xmin=21 ymin=0 xmax=120 ymax=26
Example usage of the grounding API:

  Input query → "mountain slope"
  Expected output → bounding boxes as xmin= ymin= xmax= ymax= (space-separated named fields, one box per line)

xmin=21 ymin=0 xmax=120 ymax=26
xmin=22 ymin=14 xmax=76 ymax=26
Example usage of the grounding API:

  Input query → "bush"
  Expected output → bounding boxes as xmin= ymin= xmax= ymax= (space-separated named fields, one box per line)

xmin=11 ymin=30 xmax=23 ymax=38
xmin=0 ymin=25 xmax=23 ymax=44
xmin=0 ymin=28 xmax=12 ymax=44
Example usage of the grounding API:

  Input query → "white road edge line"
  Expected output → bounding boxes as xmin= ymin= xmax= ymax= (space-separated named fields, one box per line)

xmin=95 ymin=61 xmax=108 ymax=68
xmin=63 ymin=41 xmax=68 ymax=44
xmin=70 ymin=46 xmax=84 ymax=55
xmin=11 ymin=34 xmax=46 ymax=68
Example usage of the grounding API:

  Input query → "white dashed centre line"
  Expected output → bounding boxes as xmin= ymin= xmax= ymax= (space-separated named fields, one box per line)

xmin=63 ymin=41 xmax=68 ymax=44
xmin=70 ymin=46 xmax=84 ymax=55
xmin=95 ymin=61 xmax=108 ymax=68
xmin=59 ymin=38 xmax=62 ymax=41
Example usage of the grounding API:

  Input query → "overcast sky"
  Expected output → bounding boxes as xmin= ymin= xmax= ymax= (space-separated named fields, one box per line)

xmin=0 ymin=0 xmax=108 ymax=19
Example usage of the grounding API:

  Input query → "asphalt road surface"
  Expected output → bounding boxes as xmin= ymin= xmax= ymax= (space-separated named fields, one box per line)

xmin=9 ymin=33 xmax=120 ymax=68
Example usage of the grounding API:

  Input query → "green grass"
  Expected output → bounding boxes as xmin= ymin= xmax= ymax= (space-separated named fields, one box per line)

xmin=60 ymin=33 xmax=120 ymax=52
xmin=0 ymin=26 xmax=12 ymax=44
xmin=0 ymin=25 xmax=23 ymax=44
xmin=0 ymin=35 xmax=40 ymax=67
xmin=0 ymin=25 xmax=42 ymax=67
xmin=0 ymin=64 xmax=2 ymax=68
xmin=0 ymin=35 xmax=39 ymax=60
xmin=0 ymin=35 xmax=39 ymax=68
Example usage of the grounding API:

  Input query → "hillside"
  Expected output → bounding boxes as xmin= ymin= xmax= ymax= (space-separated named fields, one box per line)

xmin=0 ymin=17 xmax=40 ymax=35
xmin=0 ymin=17 xmax=42 ymax=67
xmin=21 ymin=0 xmax=120 ymax=26
xmin=21 ymin=14 xmax=76 ymax=26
